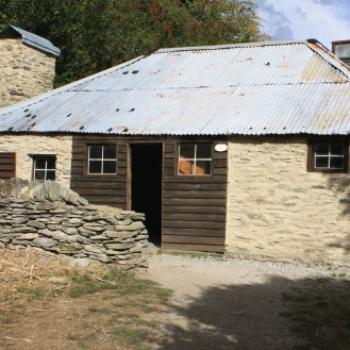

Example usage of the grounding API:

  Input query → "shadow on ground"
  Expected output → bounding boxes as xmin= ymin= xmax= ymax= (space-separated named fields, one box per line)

xmin=157 ymin=276 xmax=350 ymax=350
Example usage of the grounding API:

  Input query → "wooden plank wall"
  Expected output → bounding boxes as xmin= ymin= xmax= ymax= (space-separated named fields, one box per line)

xmin=162 ymin=140 xmax=227 ymax=253
xmin=71 ymin=136 xmax=227 ymax=252
xmin=0 ymin=152 xmax=16 ymax=179
xmin=71 ymin=136 xmax=128 ymax=209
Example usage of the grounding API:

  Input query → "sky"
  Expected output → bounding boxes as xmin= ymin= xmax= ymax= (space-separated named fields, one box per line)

xmin=256 ymin=0 xmax=350 ymax=48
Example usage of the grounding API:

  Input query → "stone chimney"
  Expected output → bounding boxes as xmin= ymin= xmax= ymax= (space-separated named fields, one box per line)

xmin=332 ymin=40 xmax=350 ymax=66
xmin=0 ymin=25 xmax=60 ymax=108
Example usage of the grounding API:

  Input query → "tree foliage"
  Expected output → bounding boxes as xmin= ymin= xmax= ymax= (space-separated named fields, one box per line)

xmin=0 ymin=0 xmax=266 ymax=86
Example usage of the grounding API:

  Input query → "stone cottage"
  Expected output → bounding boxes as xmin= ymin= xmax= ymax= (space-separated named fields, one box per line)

xmin=0 ymin=25 xmax=60 ymax=108
xmin=0 ymin=39 xmax=349 ymax=266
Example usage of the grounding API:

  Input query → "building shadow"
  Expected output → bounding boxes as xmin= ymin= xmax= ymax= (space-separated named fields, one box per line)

xmin=157 ymin=276 xmax=350 ymax=350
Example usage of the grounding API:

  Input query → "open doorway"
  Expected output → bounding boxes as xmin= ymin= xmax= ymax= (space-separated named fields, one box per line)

xmin=130 ymin=144 xmax=162 ymax=245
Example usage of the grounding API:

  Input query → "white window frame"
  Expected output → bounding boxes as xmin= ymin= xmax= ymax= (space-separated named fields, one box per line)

xmin=88 ymin=144 xmax=117 ymax=175
xmin=314 ymin=143 xmax=345 ymax=170
xmin=32 ymin=155 xmax=56 ymax=181
xmin=177 ymin=143 xmax=212 ymax=176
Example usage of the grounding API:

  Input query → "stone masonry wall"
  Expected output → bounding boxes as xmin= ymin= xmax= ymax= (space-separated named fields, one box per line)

xmin=0 ymin=38 xmax=56 ymax=108
xmin=0 ymin=134 xmax=72 ymax=187
xmin=226 ymin=138 xmax=350 ymax=267
xmin=0 ymin=180 xmax=149 ymax=268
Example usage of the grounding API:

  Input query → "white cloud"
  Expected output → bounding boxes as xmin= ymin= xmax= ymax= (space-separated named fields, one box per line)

xmin=256 ymin=0 xmax=350 ymax=48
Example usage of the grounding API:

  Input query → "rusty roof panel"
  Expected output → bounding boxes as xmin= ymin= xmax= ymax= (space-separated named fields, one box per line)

xmin=0 ymin=40 xmax=349 ymax=135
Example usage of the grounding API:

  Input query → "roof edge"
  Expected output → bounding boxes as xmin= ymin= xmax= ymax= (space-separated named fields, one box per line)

xmin=8 ymin=25 xmax=61 ymax=57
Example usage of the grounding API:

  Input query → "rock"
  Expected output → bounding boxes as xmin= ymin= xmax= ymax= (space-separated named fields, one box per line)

xmin=105 ymin=243 xmax=131 ymax=251
xmin=83 ymin=224 xmax=104 ymax=232
xmin=12 ymin=217 xmax=28 ymax=224
xmin=17 ymin=233 xmax=39 ymax=240
xmin=62 ymin=227 xmax=78 ymax=235
xmin=48 ymin=276 xmax=67 ymax=285
xmin=27 ymin=220 xmax=46 ymax=229
xmin=12 ymin=226 xmax=37 ymax=233
xmin=70 ymin=258 xmax=97 ymax=268
xmin=33 ymin=237 xmax=57 ymax=249
xmin=114 ymin=221 xmax=145 ymax=231
xmin=84 ymin=244 xmax=104 ymax=254
xmin=78 ymin=227 xmax=96 ymax=237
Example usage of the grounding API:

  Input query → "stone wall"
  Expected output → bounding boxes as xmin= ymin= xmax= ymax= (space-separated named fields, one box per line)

xmin=0 ymin=38 xmax=56 ymax=108
xmin=0 ymin=180 xmax=149 ymax=268
xmin=0 ymin=134 xmax=72 ymax=187
xmin=226 ymin=138 xmax=350 ymax=267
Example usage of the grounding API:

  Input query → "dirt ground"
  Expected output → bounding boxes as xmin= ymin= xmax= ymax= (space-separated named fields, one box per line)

xmin=144 ymin=253 xmax=350 ymax=350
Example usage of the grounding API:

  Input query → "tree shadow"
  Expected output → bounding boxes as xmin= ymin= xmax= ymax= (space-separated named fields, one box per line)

xmin=326 ymin=175 xmax=350 ymax=254
xmin=157 ymin=276 xmax=350 ymax=350
xmin=328 ymin=175 xmax=350 ymax=216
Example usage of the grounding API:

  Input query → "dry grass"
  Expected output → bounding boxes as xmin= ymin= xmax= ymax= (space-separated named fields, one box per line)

xmin=0 ymin=246 xmax=171 ymax=350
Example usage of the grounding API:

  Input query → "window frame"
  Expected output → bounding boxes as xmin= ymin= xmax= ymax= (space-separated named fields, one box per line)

xmin=176 ymin=142 xmax=213 ymax=176
xmin=307 ymin=140 xmax=349 ymax=173
xmin=86 ymin=144 xmax=118 ymax=176
xmin=31 ymin=154 xmax=56 ymax=182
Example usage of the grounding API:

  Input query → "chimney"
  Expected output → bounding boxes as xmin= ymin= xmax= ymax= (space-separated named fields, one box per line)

xmin=332 ymin=40 xmax=350 ymax=66
xmin=0 ymin=25 xmax=60 ymax=108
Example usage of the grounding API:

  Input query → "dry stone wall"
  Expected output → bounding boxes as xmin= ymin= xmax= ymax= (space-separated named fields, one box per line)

xmin=0 ymin=180 xmax=149 ymax=268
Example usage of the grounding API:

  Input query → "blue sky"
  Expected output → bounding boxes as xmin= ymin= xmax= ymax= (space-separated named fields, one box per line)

xmin=256 ymin=0 xmax=350 ymax=48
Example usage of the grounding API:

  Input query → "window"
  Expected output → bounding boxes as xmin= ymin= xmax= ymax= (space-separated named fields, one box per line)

xmin=178 ymin=143 xmax=212 ymax=176
xmin=32 ymin=155 xmax=56 ymax=181
xmin=309 ymin=142 xmax=348 ymax=172
xmin=0 ymin=153 xmax=16 ymax=179
xmin=332 ymin=40 xmax=350 ymax=66
xmin=88 ymin=144 xmax=117 ymax=175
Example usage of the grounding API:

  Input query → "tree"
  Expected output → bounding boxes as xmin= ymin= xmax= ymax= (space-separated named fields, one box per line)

xmin=0 ymin=0 xmax=267 ymax=86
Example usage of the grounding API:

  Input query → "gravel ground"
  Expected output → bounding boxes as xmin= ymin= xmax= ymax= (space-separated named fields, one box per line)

xmin=143 ymin=253 xmax=350 ymax=350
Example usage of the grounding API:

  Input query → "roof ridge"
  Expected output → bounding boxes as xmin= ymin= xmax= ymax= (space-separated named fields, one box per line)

xmin=155 ymin=40 xmax=308 ymax=53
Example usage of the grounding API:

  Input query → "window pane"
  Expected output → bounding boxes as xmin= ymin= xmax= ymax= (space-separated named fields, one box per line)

xmin=179 ymin=159 xmax=194 ymax=175
xmin=35 ymin=157 xmax=46 ymax=169
xmin=103 ymin=145 xmax=116 ymax=159
xmin=180 ymin=144 xmax=195 ymax=159
xmin=315 ymin=144 xmax=329 ymax=155
xmin=197 ymin=144 xmax=212 ymax=158
xmin=46 ymin=170 xmax=56 ymax=180
xmin=194 ymin=161 xmax=212 ymax=175
xmin=34 ymin=170 xmax=45 ymax=181
xmin=46 ymin=157 xmax=56 ymax=169
xmin=89 ymin=145 xmax=102 ymax=159
xmin=89 ymin=161 xmax=102 ymax=174
xmin=330 ymin=144 xmax=344 ymax=156
xmin=103 ymin=161 xmax=116 ymax=174
xmin=330 ymin=157 xmax=344 ymax=169
xmin=315 ymin=156 xmax=328 ymax=168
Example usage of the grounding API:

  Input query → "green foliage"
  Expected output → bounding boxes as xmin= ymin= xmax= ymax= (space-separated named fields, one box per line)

xmin=0 ymin=0 xmax=266 ymax=86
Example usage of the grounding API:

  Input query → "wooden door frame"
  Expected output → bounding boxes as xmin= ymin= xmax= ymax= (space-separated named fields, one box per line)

xmin=127 ymin=141 xmax=164 ymax=247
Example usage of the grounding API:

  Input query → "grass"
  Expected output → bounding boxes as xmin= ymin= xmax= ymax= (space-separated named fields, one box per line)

xmin=281 ymin=277 xmax=350 ymax=350
xmin=0 ymin=246 xmax=172 ymax=350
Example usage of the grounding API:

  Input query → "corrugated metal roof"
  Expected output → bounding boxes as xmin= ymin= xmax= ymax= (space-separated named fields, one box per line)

xmin=0 ymin=40 xmax=349 ymax=135
xmin=9 ymin=25 xmax=60 ymax=57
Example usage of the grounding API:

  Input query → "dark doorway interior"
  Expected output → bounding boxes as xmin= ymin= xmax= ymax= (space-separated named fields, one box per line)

xmin=131 ymin=144 xmax=162 ymax=245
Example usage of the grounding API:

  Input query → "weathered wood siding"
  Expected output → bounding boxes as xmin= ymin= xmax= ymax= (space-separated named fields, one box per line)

xmin=71 ymin=136 xmax=127 ymax=209
xmin=162 ymin=140 xmax=227 ymax=253
xmin=71 ymin=136 xmax=227 ymax=252
xmin=0 ymin=152 xmax=16 ymax=179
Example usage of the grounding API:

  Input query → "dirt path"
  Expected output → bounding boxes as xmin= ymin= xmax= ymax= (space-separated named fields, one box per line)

xmin=144 ymin=253 xmax=350 ymax=350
